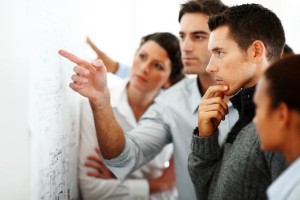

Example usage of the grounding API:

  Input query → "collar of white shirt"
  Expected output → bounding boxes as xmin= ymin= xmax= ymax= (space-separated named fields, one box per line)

xmin=267 ymin=157 xmax=300 ymax=200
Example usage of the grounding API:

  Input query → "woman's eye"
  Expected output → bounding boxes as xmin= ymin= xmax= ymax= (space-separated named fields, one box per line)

xmin=139 ymin=54 xmax=146 ymax=60
xmin=154 ymin=63 xmax=163 ymax=70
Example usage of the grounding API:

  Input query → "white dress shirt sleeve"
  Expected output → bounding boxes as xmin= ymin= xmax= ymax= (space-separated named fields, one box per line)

xmin=115 ymin=63 xmax=130 ymax=79
xmin=104 ymin=102 xmax=171 ymax=182
xmin=79 ymin=99 xmax=151 ymax=200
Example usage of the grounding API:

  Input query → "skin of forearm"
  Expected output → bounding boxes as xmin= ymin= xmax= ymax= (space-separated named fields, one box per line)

xmin=89 ymin=89 xmax=126 ymax=159
xmin=96 ymin=51 xmax=118 ymax=74
xmin=148 ymin=177 xmax=175 ymax=195
xmin=148 ymin=164 xmax=176 ymax=195
xmin=148 ymin=179 xmax=164 ymax=194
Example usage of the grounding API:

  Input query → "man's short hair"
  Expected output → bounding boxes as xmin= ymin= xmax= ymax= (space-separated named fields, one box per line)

xmin=178 ymin=0 xmax=227 ymax=23
xmin=208 ymin=4 xmax=285 ymax=62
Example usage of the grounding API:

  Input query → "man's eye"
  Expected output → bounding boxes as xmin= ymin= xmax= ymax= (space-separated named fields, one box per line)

xmin=195 ymin=35 xmax=205 ymax=40
xmin=217 ymin=51 xmax=224 ymax=57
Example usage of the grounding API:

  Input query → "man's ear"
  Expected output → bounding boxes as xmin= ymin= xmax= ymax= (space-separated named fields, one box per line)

xmin=251 ymin=40 xmax=266 ymax=63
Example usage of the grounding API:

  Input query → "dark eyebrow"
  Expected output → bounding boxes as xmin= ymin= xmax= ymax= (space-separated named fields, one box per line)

xmin=192 ymin=31 xmax=209 ymax=35
xmin=179 ymin=30 xmax=209 ymax=36
xmin=211 ymin=47 xmax=224 ymax=52
xmin=140 ymin=50 xmax=164 ymax=64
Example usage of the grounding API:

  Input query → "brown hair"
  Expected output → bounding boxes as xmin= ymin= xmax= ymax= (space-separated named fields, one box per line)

xmin=178 ymin=0 xmax=227 ymax=23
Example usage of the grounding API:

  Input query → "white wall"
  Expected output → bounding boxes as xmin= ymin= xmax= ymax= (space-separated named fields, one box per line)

xmin=83 ymin=0 xmax=184 ymax=66
xmin=222 ymin=0 xmax=300 ymax=53
xmin=0 ymin=0 xmax=29 ymax=199
xmin=84 ymin=0 xmax=300 ymax=65
xmin=0 ymin=0 xmax=85 ymax=199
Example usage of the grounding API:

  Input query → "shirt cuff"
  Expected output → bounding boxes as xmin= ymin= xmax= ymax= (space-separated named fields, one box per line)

xmin=104 ymin=138 xmax=135 ymax=183
xmin=123 ymin=179 xmax=149 ymax=200
xmin=191 ymin=128 xmax=221 ymax=160
xmin=115 ymin=63 xmax=130 ymax=79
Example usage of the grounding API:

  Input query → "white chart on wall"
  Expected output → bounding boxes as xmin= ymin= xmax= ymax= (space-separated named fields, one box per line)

xmin=27 ymin=0 xmax=86 ymax=199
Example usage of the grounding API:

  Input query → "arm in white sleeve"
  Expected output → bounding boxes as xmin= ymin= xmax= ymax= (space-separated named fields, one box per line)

xmin=79 ymin=99 xmax=151 ymax=199
xmin=115 ymin=63 xmax=130 ymax=79
xmin=104 ymin=102 xmax=172 ymax=182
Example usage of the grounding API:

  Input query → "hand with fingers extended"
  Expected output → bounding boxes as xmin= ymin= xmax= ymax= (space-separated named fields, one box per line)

xmin=58 ymin=49 xmax=109 ymax=105
xmin=85 ymin=148 xmax=115 ymax=179
xmin=198 ymin=85 xmax=229 ymax=137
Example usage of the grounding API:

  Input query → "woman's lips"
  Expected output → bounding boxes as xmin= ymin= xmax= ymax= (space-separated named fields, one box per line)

xmin=135 ymin=75 xmax=147 ymax=82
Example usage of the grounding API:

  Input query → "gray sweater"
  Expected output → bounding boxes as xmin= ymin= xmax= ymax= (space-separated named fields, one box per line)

xmin=188 ymin=87 xmax=287 ymax=200
xmin=188 ymin=123 xmax=286 ymax=200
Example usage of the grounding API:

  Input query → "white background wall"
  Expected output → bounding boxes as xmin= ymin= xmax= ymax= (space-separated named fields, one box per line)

xmin=222 ymin=0 xmax=300 ymax=54
xmin=0 ymin=0 xmax=29 ymax=199
xmin=83 ymin=0 xmax=184 ymax=65
xmin=84 ymin=0 xmax=300 ymax=66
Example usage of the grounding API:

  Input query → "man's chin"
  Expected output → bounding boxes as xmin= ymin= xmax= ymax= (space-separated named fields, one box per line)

xmin=183 ymin=66 xmax=198 ymax=75
xmin=226 ymin=88 xmax=242 ymax=97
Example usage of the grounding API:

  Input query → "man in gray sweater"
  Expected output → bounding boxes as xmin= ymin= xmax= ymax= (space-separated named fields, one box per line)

xmin=188 ymin=4 xmax=287 ymax=200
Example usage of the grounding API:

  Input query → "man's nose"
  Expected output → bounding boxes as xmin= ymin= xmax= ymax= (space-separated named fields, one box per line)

xmin=206 ymin=57 xmax=217 ymax=73
xmin=181 ymin=38 xmax=193 ymax=52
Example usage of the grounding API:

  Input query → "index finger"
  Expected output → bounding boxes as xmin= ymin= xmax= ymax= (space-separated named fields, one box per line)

xmin=87 ymin=155 xmax=102 ymax=163
xmin=203 ymin=85 xmax=228 ymax=99
xmin=95 ymin=147 xmax=101 ymax=154
xmin=58 ymin=49 xmax=90 ymax=68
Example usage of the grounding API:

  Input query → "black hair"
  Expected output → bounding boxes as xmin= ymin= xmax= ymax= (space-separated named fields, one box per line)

xmin=264 ymin=54 xmax=300 ymax=112
xmin=283 ymin=44 xmax=294 ymax=56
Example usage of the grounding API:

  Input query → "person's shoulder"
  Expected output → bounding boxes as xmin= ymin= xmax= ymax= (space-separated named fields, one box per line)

xmin=157 ymin=76 xmax=197 ymax=100
xmin=287 ymin=180 xmax=300 ymax=200
xmin=242 ymin=122 xmax=256 ymax=133
xmin=244 ymin=123 xmax=287 ymax=168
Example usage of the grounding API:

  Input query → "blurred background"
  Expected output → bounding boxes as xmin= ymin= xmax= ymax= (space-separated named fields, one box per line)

xmin=83 ymin=0 xmax=300 ymax=65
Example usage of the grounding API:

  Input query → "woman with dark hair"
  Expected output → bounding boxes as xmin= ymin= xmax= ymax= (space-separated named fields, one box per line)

xmin=78 ymin=32 xmax=184 ymax=200
xmin=254 ymin=55 xmax=300 ymax=200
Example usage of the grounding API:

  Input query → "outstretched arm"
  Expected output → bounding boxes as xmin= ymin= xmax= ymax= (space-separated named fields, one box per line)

xmin=59 ymin=50 xmax=125 ymax=159
xmin=86 ymin=37 xmax=119 ymax=73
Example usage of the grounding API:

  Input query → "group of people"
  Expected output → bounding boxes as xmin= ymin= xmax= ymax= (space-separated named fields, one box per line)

xmin=58 ymin=0 xmax=300 ymax=199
